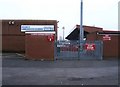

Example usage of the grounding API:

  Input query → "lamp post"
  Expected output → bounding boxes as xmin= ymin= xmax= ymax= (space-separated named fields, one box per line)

xmin=79 ymin=0 xmax=84 ymax=59
xmin=80 ymin=0 xmax=84 ymax=41
xmin=62 ymin=26 xmax=65 ymax=41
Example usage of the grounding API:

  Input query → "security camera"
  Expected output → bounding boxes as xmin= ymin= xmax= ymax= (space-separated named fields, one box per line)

xmin=11 ymin=21 xmax=15 ymax=25
xmin=8 ymin=21 xmax=11 ymax=25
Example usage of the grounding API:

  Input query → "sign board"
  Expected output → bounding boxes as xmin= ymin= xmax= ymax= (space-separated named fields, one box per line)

xmin=21 ymin=25 xmax=54 ymax=32
xmin=103 ymin=35 xmax=111 ymax=41
xmin=47 ymin=35 xmax=54 ymax=42
xmin=25 ymin=31 xmax=55 ymax=35
xmin=85 ymin=43 xmax=96 ymax=51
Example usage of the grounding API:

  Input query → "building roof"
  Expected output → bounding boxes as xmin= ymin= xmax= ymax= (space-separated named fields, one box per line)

xmin=98 ymin=30 xmax=120 ymax=35
xmin=65 ymin=29 xmax=89 ymax=40
xmin=66 ymin=25 xmax=103 ymax=40
xmin=76 ymin=25 xmax=103 ymax=33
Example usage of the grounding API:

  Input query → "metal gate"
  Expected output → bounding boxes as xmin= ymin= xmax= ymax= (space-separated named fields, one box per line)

xmin=55 ymin=40 xmax=103 ymax=60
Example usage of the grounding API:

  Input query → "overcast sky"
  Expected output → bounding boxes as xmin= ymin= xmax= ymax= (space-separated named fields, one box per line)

xmin=0 ymin=0 xmax=119 ymax=39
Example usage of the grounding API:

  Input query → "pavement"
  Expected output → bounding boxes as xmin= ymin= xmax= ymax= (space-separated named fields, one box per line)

xmin=1 ymin=53 xmax=119 ymax=85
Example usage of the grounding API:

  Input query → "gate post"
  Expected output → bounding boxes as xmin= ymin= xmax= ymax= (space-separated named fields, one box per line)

xmin=100 ymin=41 xmax=103 ymax=60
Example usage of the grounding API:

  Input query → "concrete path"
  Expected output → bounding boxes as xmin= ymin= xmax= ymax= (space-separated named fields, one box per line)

xmin=2 ymin=53 xmax=119 ymax=85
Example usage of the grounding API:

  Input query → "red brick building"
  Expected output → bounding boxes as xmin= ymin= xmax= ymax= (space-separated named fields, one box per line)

xmin=1 ymin=20 xmax=120 ymax=59
xmin=1 ymin=20 xmax=57 ymax=52
xmin=66 ymin=25 xmax=120 ymax=59
xmin=1 ymin=20 xmax=58 ymax=60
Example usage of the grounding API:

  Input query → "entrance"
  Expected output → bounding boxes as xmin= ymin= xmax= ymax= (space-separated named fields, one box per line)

xmin=55 ymin=40 xmax=103 ymax=60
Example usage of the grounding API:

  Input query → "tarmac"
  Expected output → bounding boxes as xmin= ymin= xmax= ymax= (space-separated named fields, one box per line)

xmin=1 ymin=53 xmax=119 ymax=85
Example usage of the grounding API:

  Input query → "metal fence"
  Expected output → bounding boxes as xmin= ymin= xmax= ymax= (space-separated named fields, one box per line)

xmin=55 ymin=40 xmax=103 ymax=60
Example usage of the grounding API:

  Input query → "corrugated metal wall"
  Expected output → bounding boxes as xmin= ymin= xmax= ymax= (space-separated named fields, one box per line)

xmin=2 ymin=20 xmax=25 ymax=52
xmin=98 ymin=35 xmax=119 ymax=58
xmin=25 ymin=34 xmax=55 ymax=60
xmin=87 ymin=33 xmax=119 ymax=58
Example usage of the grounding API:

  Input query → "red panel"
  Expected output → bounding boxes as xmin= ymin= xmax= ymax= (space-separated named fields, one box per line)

xmin=85 ymin=43 xmax=96 ymax=51
xmin=2 ymin=35 xmax=25 ymax=52
xmin=25 ymin=34 xmax=55 ymax=60
xmin=47 ymin=35 xmax=54 ymax=42
xmin=98 ymin=35 xmax=119 ymax=58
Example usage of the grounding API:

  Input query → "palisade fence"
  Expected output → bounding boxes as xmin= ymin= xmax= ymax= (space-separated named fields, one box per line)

xmin=55 ymin=40 xmax=103 ymax=60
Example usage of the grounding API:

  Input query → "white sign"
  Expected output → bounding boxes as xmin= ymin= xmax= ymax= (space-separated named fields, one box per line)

xmin=21 ymin=25 xmax=54 ymax=32
xmin=85 ymin=43 xmax=96 ymax=51
xmin=103 ymin=35 xmax=111 ymax=41
xmin=25 ymin=31 xmax=55 ymax=36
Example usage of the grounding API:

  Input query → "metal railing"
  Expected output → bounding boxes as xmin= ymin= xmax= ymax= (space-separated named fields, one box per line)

xmin=55 ymin=40 xmax=103 ymax=60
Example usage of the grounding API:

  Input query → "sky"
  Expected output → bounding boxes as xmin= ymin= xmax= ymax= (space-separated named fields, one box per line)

xmin=0 ymin=0 xmax=119 ymax=40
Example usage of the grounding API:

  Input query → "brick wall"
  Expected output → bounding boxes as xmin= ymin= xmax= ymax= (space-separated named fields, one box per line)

xmin=2 ymin=20 xmax=57 ymax=53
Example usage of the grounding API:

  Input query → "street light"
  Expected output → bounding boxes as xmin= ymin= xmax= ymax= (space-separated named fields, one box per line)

xmin=79 ymin=0 xmax=84 ymax=58
xmin=80 ymin=0 xmax=84 ymax=41
xmin=62 ymin=26 xmax=65 ymax=41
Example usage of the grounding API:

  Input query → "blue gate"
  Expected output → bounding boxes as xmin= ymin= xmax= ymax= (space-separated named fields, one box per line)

xmin=55 ymin=40 xmax=103 ymax=60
